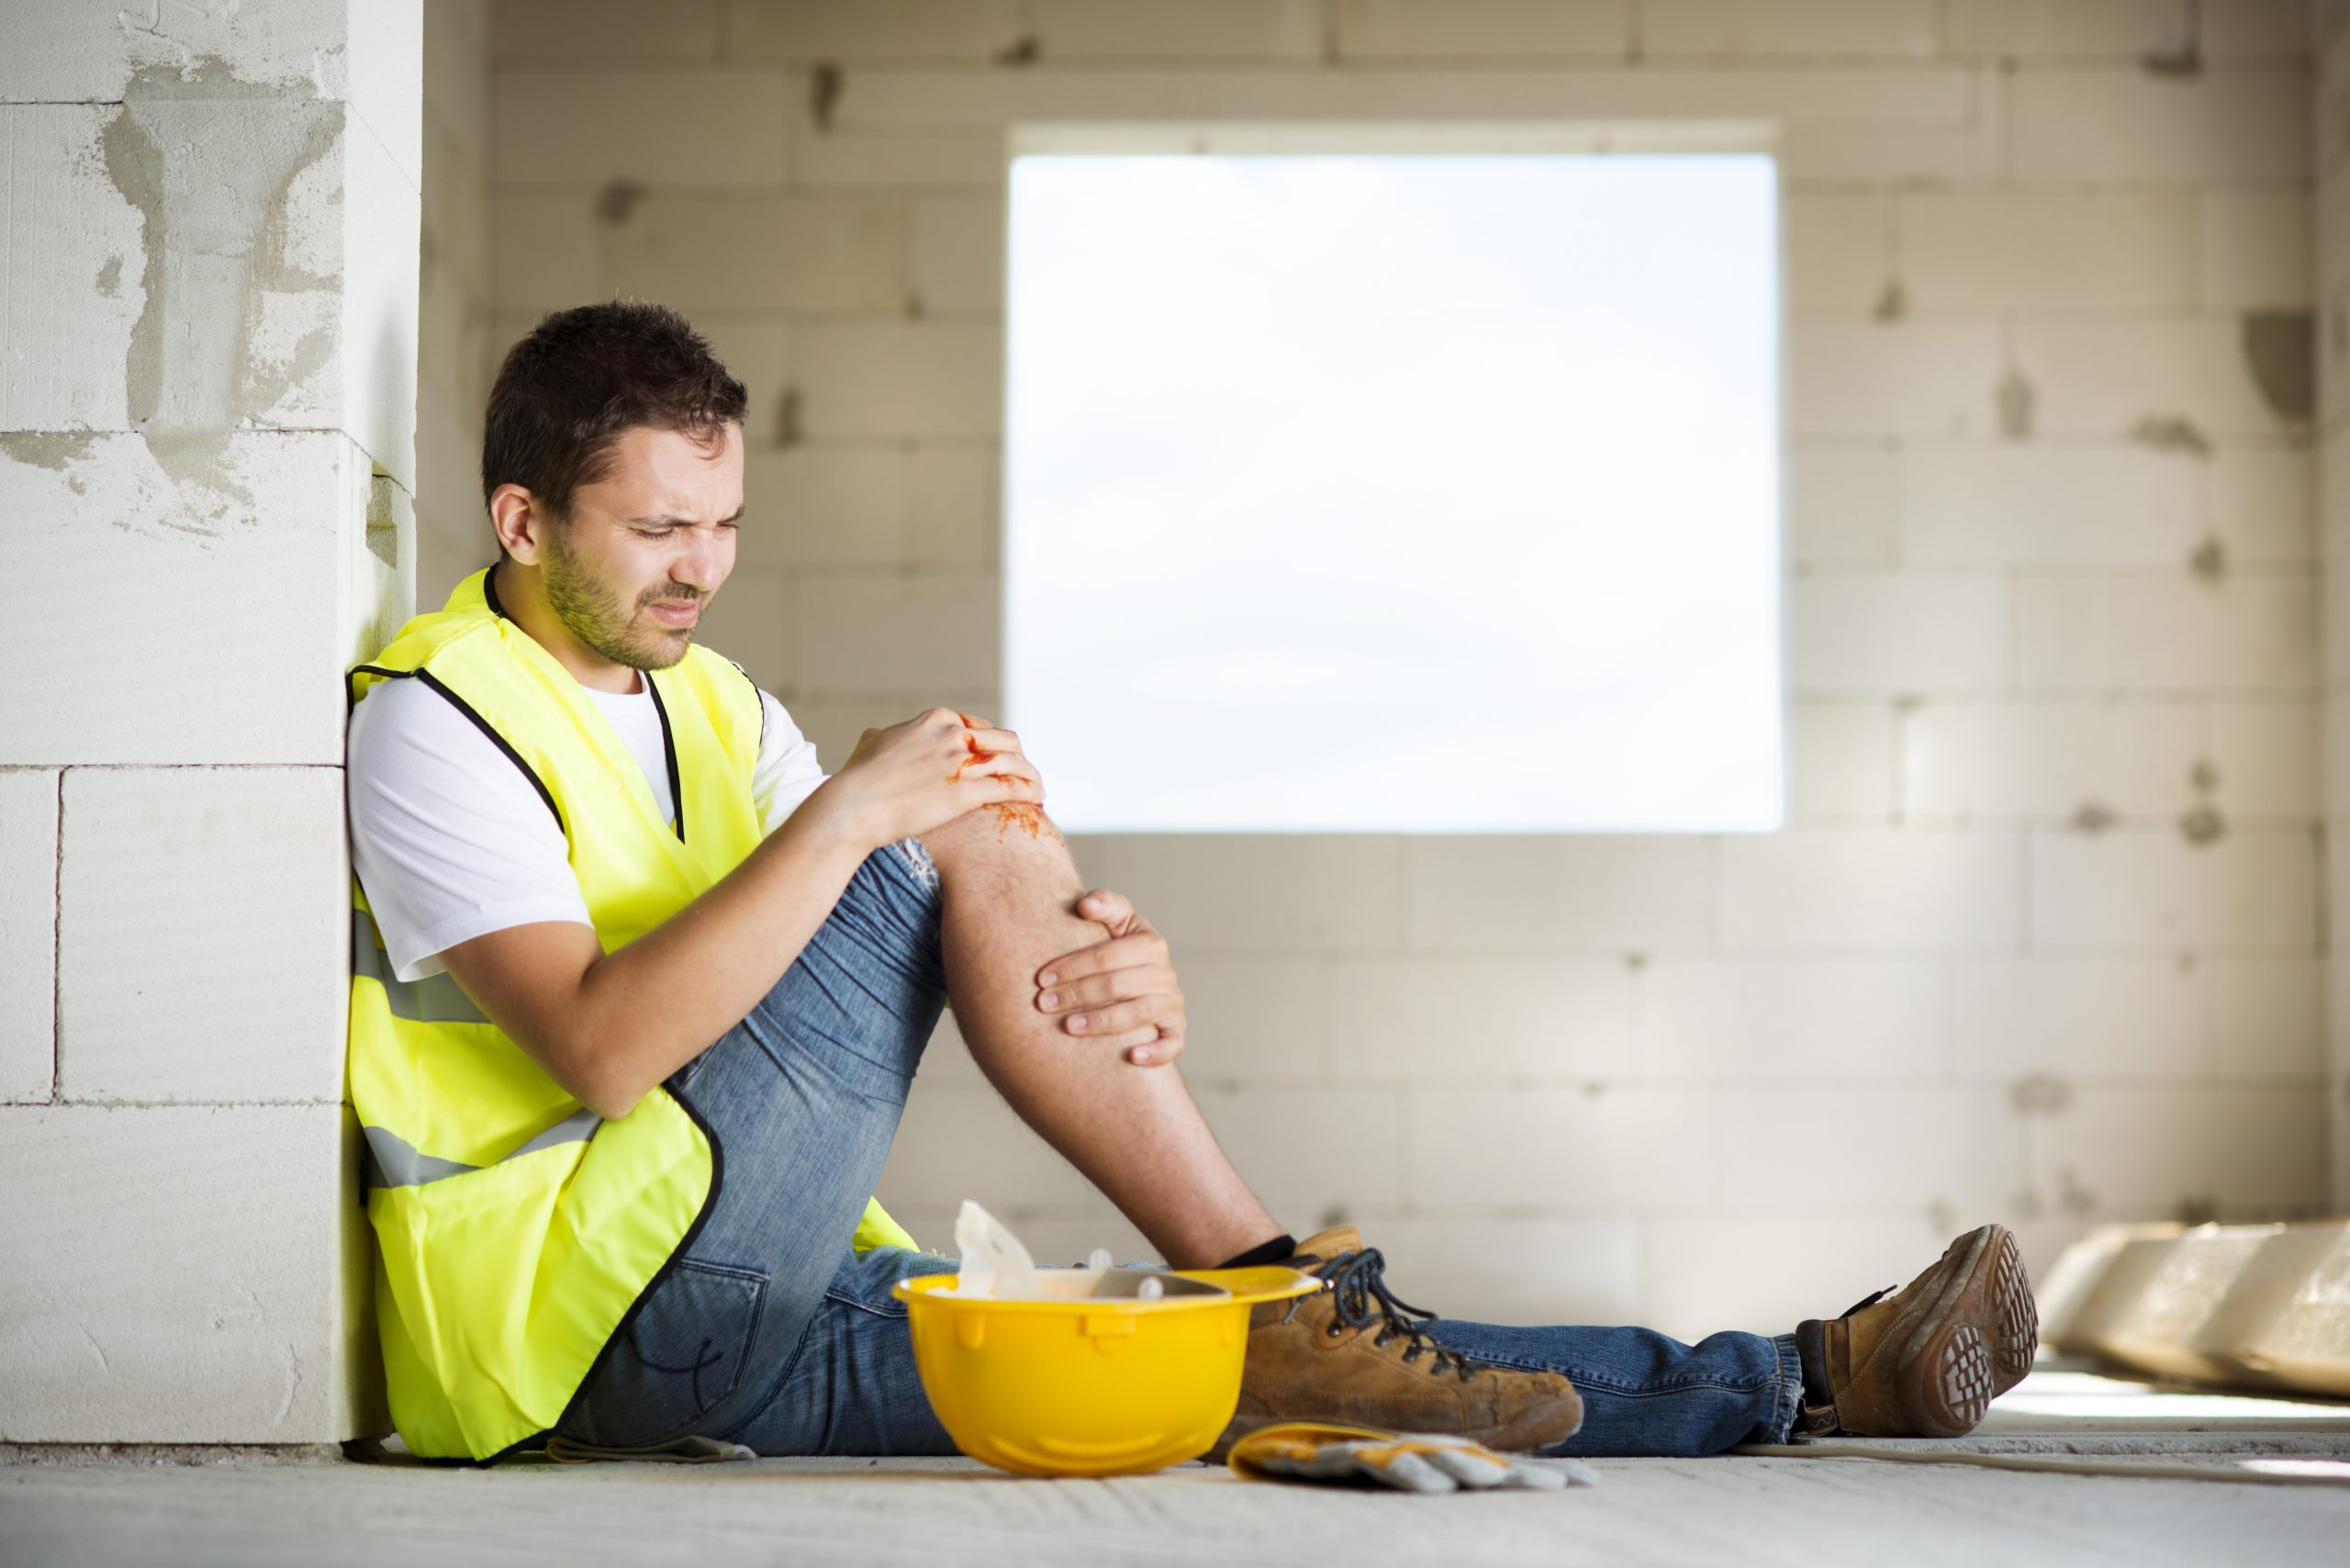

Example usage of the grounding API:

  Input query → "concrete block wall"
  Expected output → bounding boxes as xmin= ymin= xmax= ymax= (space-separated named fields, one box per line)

xmin=417 ymin=1 xmax=496 ymax=610
xmin=473 ymin=0 xmax=2329 ymax=1339
xmin=0 ymin=3 xmax=417 ymax=1440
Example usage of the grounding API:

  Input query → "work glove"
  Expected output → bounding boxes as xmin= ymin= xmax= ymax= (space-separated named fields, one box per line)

xmin=1227 ymin=1422 xmax=1599 ymax=1494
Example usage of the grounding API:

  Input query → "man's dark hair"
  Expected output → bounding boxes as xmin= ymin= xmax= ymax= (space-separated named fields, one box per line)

xmin=481 ymin=300 xmax=748 ymax=526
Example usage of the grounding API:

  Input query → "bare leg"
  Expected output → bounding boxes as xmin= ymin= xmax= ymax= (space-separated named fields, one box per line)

xmin=918 ymin=811 xmax=1281 ymax=1269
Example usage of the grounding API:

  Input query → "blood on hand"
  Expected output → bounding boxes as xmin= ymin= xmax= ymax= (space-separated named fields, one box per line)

xmin=953 ymin=718 xmax=1058 ymax=843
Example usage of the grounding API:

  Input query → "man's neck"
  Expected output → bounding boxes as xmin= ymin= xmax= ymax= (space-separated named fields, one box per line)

xmin=489 ymin=560 xmax=643 ymax=694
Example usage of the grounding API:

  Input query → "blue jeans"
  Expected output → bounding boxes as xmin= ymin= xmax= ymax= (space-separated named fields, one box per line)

xmin=557 ymin=841 xmax=1804 ymax=1460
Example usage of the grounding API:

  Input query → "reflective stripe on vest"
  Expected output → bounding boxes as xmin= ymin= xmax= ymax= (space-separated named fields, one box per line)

xmin=347 ymin=566 xmax=915 ymax=1463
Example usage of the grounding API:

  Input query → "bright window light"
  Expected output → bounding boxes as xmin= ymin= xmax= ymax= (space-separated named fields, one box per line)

xmin=1004 ymin=148 xmax=1784 ymax=833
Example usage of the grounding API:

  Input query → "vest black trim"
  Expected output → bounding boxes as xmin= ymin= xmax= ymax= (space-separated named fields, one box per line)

xmin=349 ymin=662 xmax=565 ymax=835
xmin=642 ymin=674 xmax=688 ymax=845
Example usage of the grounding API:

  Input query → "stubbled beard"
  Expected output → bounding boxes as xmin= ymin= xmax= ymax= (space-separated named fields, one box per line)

xmin=542 ymin=528 xmax=696 ymax=672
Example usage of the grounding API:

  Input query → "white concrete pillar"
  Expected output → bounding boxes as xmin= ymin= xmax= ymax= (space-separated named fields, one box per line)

xmin=0 ymin=0 xmax=418 ymax=1443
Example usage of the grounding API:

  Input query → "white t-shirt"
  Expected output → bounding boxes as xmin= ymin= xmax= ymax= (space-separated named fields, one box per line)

xmin=347 ymin=673 xmax=827 ymax=982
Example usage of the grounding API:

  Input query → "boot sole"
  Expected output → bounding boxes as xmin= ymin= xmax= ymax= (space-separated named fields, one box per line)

xmin=1895 ymin=1225 xmax=2038 ymax=1438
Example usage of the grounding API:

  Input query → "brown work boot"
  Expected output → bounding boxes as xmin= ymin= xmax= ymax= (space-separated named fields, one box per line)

xmin=1795 ymin=1223 xmax=2037 ymax=1439
xmin=1214 ymin=1226 xmax=1583 ymax=1458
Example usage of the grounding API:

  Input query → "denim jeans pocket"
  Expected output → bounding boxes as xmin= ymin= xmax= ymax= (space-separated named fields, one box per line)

xmin=578 ymin=1259 xmax=768 ymax=1447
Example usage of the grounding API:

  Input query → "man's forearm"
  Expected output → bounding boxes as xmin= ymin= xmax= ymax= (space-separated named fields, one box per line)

xmin=537 ymin=787 xmax=873 ymax=1117
xmin=440 ymin=709 xmax=1044 ymax=1120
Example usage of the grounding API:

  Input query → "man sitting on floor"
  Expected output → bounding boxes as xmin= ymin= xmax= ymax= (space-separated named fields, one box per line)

xmin=345 ymin=300 xmax=2036 ymax=1464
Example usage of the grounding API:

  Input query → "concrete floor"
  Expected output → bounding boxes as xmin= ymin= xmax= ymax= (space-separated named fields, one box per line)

xmin=7 ymin=1367 xmax=2350 ymax=1568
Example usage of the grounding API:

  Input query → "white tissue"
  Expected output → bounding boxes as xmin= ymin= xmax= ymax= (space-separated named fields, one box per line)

xmin=949 ymin=1199 xmax=1038 ymax=1299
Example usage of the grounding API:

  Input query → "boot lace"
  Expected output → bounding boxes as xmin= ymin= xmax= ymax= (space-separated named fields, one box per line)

xmin=1307 ymin=1247 xmax=1488 ymax=1383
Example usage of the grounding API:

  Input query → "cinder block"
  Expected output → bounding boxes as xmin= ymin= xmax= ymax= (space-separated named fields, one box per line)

xmin=1946 ymin=955 xmax=2204 ymax=1079
xmin=1779 ymin=66 xmax=2004 ymax=182
xmin=2010 ymin=69 xmax=2309 ymax=181
xmin=346 ymin=0 xmax=425 ymax=194
xmin=778 ymin=694 xmax=918 ymax=776
xmin=2209 ymin=700 xmax=2322 ymax=819
xmin=1073 ymin=834 xmax=1409 ymax=954
xmin=1785 ymin=189 xmax=1894 ymax=313
xmin=725 ymin=0 xmax=1023 ymax=62
xmin=1642 ymin=956 xmax=1940 ymax=1081
xmin=492 ymin=68 xmax=790 ymax=187
xmin=1031 ymin=0 xmax=1322 ymax=61
xmin=1721 ymin=1086 xmax=2021 ymax=1215
xmin=2014 ymin=319 xmax=2309 ymax=441
xmin=696 ymin=566 xmax=795 ymax=690
xmin=795 ymin=129 xmax=1012 ymax=189
xmin=905 ymin=446 xmax=998 ymax=567
xmin=2202 ymin=189 xmax=2314 ymax=309
xmin=2028 ymin=827 xmax=2319 ymax=950
xmin=1788 ymin=444 xmax=1899 ymax=566
xmin=1406 ymin=1085 xmax=1714 ymax=1210
xmin=1720 ymin=829 xmax=2019 ymax=950
xmin=912 ymin=196 xmax=1004 ymax=314
xmin=339 ymin=104 xmax=422 ymax=491
xmin=0 ymin=1104 xmax=379 ymax=1442
xmin=796 ymin=321 xmax=1002 ymax=438
xmin=425 ymin=0 xmax=492 ymax=156
xmin=1641 ymin=1215 xmax=1945 ymax=1342
xmin=692 ymin=316 xmax=800 ymax=442
xmin=1404 ymin=836 xmax=1712 ymax=953
xmin=1948 ymin=0 xmax=2193 ymax=58
xmin=1900 ymin=445 xmax=2199 ymax=566
xmin=0 ymin=432 xmax=366 ymax=767
xmin=2013 ymin=574 xmax=2317 ymax=692
xmin=740 ymin=445 xmax=908 ymax=568
xmin=2208 ymin=446 xmax=2316 ymax=565
xmin=0 ymin=0 xmax=349 ymax=104
xmin=488 ymin=195 xmax=610 ymax=311
xmin=1790 ymin=700 xmax=1896 ymax=821
xmin=1788 ymin=320 xmax=2006 ymax=438
xmin=2203 ymin=1 xmax=2316 ymax=56
xmin=59 ymin=768 xmax=347 ymax=1103
xmin=0 ymin=769 xmax=58 ymax=1103
xmin=609 ymin=195 xmax=912 ymax=313
xmin=1192 ymin=1082 xmax=1409 ymax=1219
xmin=1330 ymin=0 xmax=1629 ymax=61
xmin=1643 ymin=0 xmax=1936 ymax=57
xmin=1790 ymin=575 xmax=2009 ymax=692
xmin=1903 ymin=699 xmax=2210 ymax=822
xmin=1357 ymin=1215 xmax=1643 ymax=1327
xmin=492 ymin=0 xmax=723 ymax=62
xmin=421 ymin=118 xmax=493 ymax=303
xmin=0 ymin=106 xmax=147 ymax=429
xmin=880 ymin=1081 xmax=1096 ymax=1211
xmin=1326 ymin=956 xmax=1636 ymax=1081
xmin=1899 ymin=191 xmax=2194 ymax=310
xmin=2031 ymin=1085 xmax=2326 ymax=1217
xmin=790 ymin=571 xmax=998 ymax=694
xmin=1152 ymin=956 xmax=1330 ymax=1086
xmin=2203 ymin=956 xmax=2325 ymax=1078
xmin=832 ymin=65 xmax=1973 ymax=131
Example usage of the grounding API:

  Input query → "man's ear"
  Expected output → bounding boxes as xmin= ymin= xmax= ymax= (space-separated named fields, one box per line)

xmin=489 ymin=483 xmax=547 ymax=564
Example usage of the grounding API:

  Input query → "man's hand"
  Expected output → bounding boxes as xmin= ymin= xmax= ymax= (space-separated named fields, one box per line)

xmin=811 ymin=707 xmax=1043 ymax=849
xmin=1035 ymin=889 xmax=1187 ymax=1067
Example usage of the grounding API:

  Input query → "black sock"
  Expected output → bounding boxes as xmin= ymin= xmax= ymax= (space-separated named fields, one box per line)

xmin=1214 ymin=1233 xmax=1297 ymax=1270
xmin=1795 ymin=1319 xmax=1835 ymax=1407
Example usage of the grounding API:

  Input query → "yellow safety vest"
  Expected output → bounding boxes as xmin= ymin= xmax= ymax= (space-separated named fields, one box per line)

xmin=347 ymin=566 xmax=913 ymax=1462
